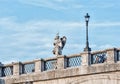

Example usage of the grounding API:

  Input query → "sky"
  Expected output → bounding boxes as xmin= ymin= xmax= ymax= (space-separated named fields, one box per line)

xmin=0 ymin=0 xmax=120 ymax=64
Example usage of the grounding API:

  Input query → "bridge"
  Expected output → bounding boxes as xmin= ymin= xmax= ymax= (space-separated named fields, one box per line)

xmin=0 ymin=48 xmax=120 ymax=84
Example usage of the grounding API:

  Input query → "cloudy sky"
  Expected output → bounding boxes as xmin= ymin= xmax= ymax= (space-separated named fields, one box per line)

xmin=0 ymin=0 xmax=120 ymax=64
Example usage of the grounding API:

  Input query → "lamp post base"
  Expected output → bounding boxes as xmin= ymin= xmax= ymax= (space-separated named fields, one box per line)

xmin=84 ymin=47 xmax=91 ymax=52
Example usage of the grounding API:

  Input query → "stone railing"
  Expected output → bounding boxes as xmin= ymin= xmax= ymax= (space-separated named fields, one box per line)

xmin=0 ymin=48 xmax=120 ymax=78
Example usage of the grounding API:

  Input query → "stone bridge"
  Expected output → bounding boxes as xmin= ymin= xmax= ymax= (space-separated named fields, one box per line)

xmin=0 ymin=48 xmax=120 ymax=84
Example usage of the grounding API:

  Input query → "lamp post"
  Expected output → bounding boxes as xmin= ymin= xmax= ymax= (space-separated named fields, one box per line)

xmin=84 ymin=13 xmax=91 ymax=52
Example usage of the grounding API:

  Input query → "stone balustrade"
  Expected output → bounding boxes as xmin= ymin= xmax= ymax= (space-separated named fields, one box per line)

xmin=0 ymin=48 xmax=120 ymax=84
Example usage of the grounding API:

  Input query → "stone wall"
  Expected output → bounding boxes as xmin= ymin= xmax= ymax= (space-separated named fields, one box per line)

xmin=34 ymin=72 xmax=120 ymax=84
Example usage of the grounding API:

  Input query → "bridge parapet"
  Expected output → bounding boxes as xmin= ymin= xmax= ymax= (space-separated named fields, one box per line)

xmin=0 ymin=48 xmax=120 ymax=84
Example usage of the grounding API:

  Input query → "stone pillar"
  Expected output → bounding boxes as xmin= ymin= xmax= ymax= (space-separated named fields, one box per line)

xmin=35 ymin=59 xmax=44 ymax=72
xmin=13 ymin=62 xmax=22 ymax=76
xmin=81 ymin=51 xmax=91 ymax=66
xmin=106 ymin=48 xmax=116 ymax=64
xmin=57 ymin=55 xmax=66 ymax=69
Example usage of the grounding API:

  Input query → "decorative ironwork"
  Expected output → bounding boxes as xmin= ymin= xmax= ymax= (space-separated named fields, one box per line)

xmin=22 ymin=63 xmax=35 ymax=74
xmin=117 ymin=51 xmax=120 ymax=61
xmin=91 ymin=52 xmax=107 ymax=64
xmin=44 ymin=60 xmax=57 ymax=71
xmin=2 ymin=66 xmax=13 ymax=77
xmin=67 ymin=56 xmax=81 ymax=67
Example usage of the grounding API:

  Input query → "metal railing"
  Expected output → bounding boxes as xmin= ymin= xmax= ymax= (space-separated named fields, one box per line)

xmin=91 ymin=52 xmax=107 ymax=64
xmin=67 ymin=56 xmax=81 ymax=67
xmin=117 ymin=50 xmax=120 ymax=61
xmin=22 ymin=63 xmax=35 ymax=74
xmin=2 ymin=66 xmax=13 ymax=77
xmin=44 ymin=59 xmax=57 ymax=71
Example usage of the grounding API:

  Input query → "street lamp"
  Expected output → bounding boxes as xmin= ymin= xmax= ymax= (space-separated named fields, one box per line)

xmin=84 ymin=13 xmax=91 ymax=52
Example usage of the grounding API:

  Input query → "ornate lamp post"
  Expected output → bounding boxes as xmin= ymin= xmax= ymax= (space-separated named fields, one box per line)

xmin=84 ymin=13 xmax=91 ymax=52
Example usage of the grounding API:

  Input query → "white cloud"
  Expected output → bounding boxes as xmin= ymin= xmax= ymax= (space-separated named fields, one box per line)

xmin=17 ymin=0 xmax=117 ymax=11
xmin=88 ymin=1 xmax=115 ymax=9
xmin=0 ymin=17 xmax=120 ymax=63
xmin=90 ymin=22 xmax=120 ymax=27
xmin=18 ymin=0 xmax=83 ymax=10
xmin=3 ymin=59 xmax=19 ymax=64
xmin=99 ymin=44 xmax=114 ymax=50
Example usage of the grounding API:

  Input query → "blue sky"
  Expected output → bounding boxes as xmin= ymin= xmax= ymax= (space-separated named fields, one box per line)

xmin=0 ymin=0 xmax=120 ymax=63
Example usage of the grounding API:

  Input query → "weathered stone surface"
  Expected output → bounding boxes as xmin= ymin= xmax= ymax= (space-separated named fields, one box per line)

xmin=0 ymin=48 xmax=120 ymax=84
